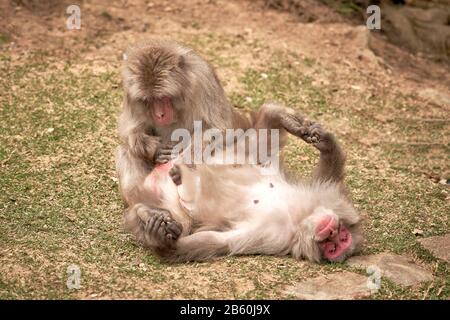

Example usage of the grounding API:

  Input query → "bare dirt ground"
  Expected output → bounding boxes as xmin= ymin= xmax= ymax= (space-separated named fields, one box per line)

xmin=0 ymin=0 xmax=449 ymax=299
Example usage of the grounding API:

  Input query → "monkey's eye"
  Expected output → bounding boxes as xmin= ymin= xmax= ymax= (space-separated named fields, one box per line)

xmin=137 ymin=98 xmax=149 ymax=105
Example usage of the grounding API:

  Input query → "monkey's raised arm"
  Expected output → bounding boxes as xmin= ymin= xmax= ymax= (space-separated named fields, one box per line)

xmin=302 ymin=123 xmax=346 ymax=183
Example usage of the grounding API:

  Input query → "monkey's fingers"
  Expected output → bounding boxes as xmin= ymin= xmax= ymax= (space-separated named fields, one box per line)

xmin=155 ymin=148 xmax=177 ymax=163
xmin=166 ymin=221 xmax=183 ymax=238
xmin=150 ymin=214 xmax=165 ymax=234
xmin=163 ymin=140 xmax=179 ymax=148
xmin=157 ymin=223 xmax=169 ymax=241
xmin=155 ymin=154 xmax=174 ymax=164
xmin=282 ymin=114 xmax=309 ymax=137
xmin=158 ymin=148 xmax=175 ymax=155
xmin=155 ymin=157 xmax=169 ymax=164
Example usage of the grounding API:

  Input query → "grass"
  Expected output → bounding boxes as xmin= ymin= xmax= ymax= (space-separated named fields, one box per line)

xmin=0 ymin=32 xmax=448 ymax=299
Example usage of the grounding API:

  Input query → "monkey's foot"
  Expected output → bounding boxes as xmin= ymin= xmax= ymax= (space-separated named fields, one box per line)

xmin=138 ymin=207 xmax=183 ymax=248
xmin=301 ymin=123 xmax=335 ymax=153
xmin=169 ymin=165 xmax=182 ymax=186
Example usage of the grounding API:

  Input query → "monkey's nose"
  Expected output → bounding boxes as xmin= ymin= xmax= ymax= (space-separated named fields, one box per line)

xmin=329 ymin=229 xmax=338 ymax=238
xmin=155 ymin=112 xmax=165 ymax=119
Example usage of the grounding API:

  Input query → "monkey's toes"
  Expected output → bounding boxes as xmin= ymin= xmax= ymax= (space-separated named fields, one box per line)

xmin=165 ymin=220 xmax=183 ymax=240
xmin=302 ymin=123 xmax=324 ymax=144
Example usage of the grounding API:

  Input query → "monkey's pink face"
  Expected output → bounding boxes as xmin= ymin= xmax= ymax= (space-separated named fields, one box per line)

xmin=151 ymin=97 xmax=174 ymax=126
xmin=314 ymin=214 xmax=355 ymax=262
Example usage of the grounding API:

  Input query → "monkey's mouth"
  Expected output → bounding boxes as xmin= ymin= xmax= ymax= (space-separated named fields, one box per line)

xmin=152 ymin=97 xmax=174 ymax=126
xmin=320 ymin=227 xmax=352 ymax=261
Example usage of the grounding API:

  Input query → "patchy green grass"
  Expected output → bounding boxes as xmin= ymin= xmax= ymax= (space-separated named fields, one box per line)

xmin=0 ymin=31 xmax=448 ymax=299
xmin=0 ymin=32 xmax=11 ymax=46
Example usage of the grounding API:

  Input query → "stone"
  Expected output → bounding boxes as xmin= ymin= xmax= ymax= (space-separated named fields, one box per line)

xmin=347 ymin=253 xmax=433 ymax=286
xmin=284 ymin=271 xmax=371 ymax=300
xmin=419 ymin=88 xmax=450 ymax=108
xmin=381 ymin=2 xmax=450 ymax=59
xmin=419 ymin=233 xmax=450 ymax=263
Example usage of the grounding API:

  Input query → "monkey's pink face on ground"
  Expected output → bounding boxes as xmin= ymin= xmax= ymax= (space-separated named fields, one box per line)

xmin=315 ymin=215 xmax=353 ymax=261
xmin=151 ymin=97 xmax=174 ymax=126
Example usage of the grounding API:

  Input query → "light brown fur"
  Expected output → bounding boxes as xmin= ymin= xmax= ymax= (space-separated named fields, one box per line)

xmin=116 ymin=39 xmax=307 ymax=252
xmin=146 ymin=121 xmax=363 ymax=263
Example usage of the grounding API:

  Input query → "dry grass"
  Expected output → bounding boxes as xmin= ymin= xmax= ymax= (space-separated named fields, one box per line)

xmin=0 ymin=0 xmax=448 ymax=299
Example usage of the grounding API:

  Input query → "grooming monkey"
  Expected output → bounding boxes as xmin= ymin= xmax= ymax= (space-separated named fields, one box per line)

xmin=117 ymin=39 xmax=242 ymax=204
xmin=137 ymin=119 xmax=363 ymax=263
xmin=116 ymin=39 xmax=305 ymax=250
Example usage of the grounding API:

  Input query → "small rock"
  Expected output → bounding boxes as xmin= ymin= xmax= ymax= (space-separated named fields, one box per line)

xmin=419 ymin=88 xmax=450 ymax=108
xmin=245 ymin=97 xmax=253 ymax=103
xmin=347 ymin=253 xmax=433 ymax=286
xmin=86 ymin=228 xmax=97 ymax=235
xmin=132 ymin=257 xmax=141 ymax=266
xmin=413 ymin=228 xmax=424 ymax=236
xmin=261 ymin=73 xmax=268 ymax=79
xmin=285 ymin=271 xmax=371 ymax=300
xmin=140 ymin=23 xmax=150 ymax=32
xmin=419 ymin=233 xmax=450 ymax=263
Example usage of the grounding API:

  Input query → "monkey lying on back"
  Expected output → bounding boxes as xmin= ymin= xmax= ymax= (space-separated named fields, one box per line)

xmin=136 ymin=119 xmax=363 ymax=263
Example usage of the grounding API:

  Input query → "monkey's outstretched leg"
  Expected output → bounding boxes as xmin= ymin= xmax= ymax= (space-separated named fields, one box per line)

xmin=248 ymin=103 xmax=309 ymax=163
xmin=253 ymin=102 xmax=309 ymax=135
xmin=159 ymin=230 xmax=229 ymax=262
xmin=161 ymin=223 xmax=288 ymax=262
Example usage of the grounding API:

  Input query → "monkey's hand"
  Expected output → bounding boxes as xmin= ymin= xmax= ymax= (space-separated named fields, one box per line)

xmin=169 ymin=165 xmax=182 ymax=186
xmin=279 ymin=112 xmax=308 ymax=137
xmin=129 ymin=133 xmax=161 ymax=161
xmin=154 ymin=141 xmax=178 ymax=164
